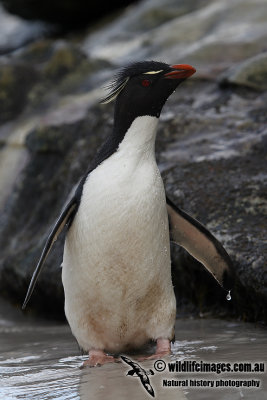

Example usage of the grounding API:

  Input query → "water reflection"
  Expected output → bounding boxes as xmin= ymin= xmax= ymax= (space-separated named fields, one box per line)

xmin=0 ymin=300 xmax=266 ymax=400
xmin=79 ymin=361 xmax=187 ymax=400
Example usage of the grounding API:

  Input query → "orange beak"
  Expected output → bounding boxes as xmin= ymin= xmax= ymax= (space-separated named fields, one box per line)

xmin=164 ymin=64 xmax=196 ymax=79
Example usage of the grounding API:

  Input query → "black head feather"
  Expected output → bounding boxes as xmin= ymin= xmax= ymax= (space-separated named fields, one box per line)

xmin=101 ymin=60 xmax=169 ymax=104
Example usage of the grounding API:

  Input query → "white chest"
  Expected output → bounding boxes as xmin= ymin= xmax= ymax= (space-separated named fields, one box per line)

xmin=62 ymin=116 xmax=175 ymax=351
xmin=76 ymin=115 xmax=165 ymax=238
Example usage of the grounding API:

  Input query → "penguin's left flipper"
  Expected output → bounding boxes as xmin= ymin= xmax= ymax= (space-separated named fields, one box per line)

xmin=22 ymin=198 xmax=77 ymax=310
xmin=166 ymin=197 xmax=234 ymax=291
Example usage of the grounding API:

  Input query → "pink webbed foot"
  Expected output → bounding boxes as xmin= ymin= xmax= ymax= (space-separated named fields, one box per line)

xmin=138 ymin=338 xmax=171 ymax=361
xmin=81 ymin=349 xmax=118 ymax=368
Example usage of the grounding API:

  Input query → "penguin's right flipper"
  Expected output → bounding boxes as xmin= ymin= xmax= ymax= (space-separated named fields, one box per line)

xmin=166 ymin=197 xmax=235 ymax=291
xmin=22 ymin=198 xmax=77 ymax=310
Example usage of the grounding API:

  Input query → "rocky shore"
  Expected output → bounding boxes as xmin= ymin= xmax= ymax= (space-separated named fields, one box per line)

xmin=0 ymin=0 xmax=266 ymax=321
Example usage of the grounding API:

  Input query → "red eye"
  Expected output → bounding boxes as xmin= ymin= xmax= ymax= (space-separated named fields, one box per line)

xmin=141 ymin=79 xmax=151 ymax=87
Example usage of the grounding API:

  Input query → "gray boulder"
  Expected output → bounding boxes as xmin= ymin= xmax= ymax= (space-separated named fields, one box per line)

xmin=0 ymin=0 xmax=266 ymax=321
xmin=221 ymin=52 xmax=267 ymax=91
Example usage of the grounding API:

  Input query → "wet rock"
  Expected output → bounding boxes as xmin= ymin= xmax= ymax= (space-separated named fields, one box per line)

xmin=156 ymin=79 xmax=267 ymax=321
xmin=126 ymin=0 xmax=211 ymax=31
xmin=165 ymin=138 xmax=267 ymax=322
xmin=0 ymin=0 xmax=266 ymax=322
xmin=82 ymin=0 xmax=267 ymax=72
xmin=82 ymin=0 xmax=213 ymax=63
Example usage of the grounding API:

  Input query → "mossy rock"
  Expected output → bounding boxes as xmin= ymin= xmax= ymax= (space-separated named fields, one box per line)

xmin=221 ymin=52 xmax=267 ymax=91
xmin=19 ymin=40 xmax=54 ymax=65
xmin=0 ymin=64 xmax=38 ymax=122
xmin=43 ymin=45 xmax=87 ymax=81
xmin=57 ymin=57 xmax=111 ymax=94
xmin=25 ymin=124 xmax=77 ymax=154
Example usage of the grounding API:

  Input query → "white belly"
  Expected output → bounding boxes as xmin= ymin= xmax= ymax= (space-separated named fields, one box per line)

xmin=62 ymin=116 xmax=176 ymax=352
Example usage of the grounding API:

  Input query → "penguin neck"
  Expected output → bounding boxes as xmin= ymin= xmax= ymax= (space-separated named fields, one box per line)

xmin=116 ymin=115 xmax=159 ymax=158
xmin=85 ymin=114 xmax=159 ymax=179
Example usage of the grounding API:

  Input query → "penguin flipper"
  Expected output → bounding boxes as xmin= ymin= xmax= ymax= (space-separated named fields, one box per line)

xmin=22 ymin=198 xmax=77 ymax=309
xmin=166 ymin=197 xmax=234 ymax=291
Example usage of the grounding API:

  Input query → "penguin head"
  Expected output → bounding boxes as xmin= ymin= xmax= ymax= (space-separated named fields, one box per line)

xmin=102 ymin=61 xmax=196 ymax=120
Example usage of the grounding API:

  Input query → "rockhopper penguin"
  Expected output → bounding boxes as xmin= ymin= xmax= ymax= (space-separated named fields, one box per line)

xmin=23 ymin=61 xmax=234 ymax=367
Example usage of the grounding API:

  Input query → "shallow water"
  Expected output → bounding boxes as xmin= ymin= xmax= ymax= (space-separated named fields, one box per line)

xmin=0 ymin=299 xmax=266 ymax=400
